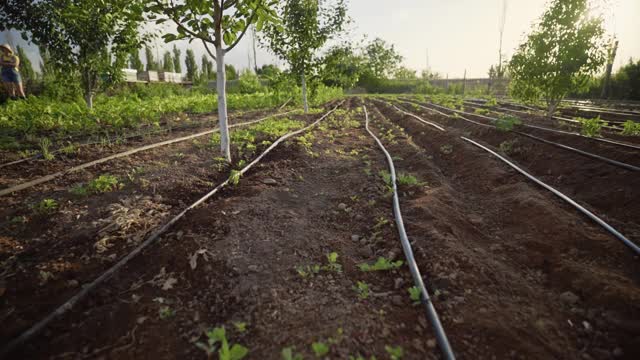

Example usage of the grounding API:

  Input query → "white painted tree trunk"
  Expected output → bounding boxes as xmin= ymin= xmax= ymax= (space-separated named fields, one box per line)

xmin=216 ymin=46 xmax=231 ymax=162
xmin=301 ymin=71 xmax=309 ymax=114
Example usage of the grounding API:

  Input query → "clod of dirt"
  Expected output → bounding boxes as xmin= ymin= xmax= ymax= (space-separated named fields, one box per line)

xmin=391 ymin=295 xmax=404 ymax=306
xmin=262 ymin=178 xmax=278 ymax=185
xmin=351 ymin=234 xmax=360 ymax=242
xmin=559 ymin=291 xmax=580 ymax=305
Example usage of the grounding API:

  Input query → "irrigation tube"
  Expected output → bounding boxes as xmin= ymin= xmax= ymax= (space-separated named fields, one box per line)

xmin=410 ymin=98 xmax=640 ymax=151
xmin=363 ymin=106 xmax=456 ymax=360
xmin=461 ymin=136 xmax=640 ymax=256
xmin=0 ymin=110 xmax=298 ymax=197
xmin=403 ymin=100 xmax=640 ymax=170
xmin=0 ymin=103 xmax=343 ymax=358
xmin=386 ymin=102 xmax=445 ymax=132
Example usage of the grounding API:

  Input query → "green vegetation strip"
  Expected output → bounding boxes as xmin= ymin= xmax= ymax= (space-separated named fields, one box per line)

xmin=0 ymin=110 xmax=297 ymax=197
xmin=0 ymin=103 xmax=343 ymax=358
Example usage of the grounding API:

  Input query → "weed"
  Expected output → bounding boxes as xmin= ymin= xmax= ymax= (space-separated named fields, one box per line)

xmin=408 ymin=286 xmax=421 ymax=305
xmin=621 ymin=120 xmax=640 ymax=136
xmin=439 ymin=144 xmax=453 ymax=154
xmin=158 ymin=306 xmax=175 ymax=319
xmin=281 ymin=347 xmax=304 ymax=360
xmin=324 ymin=252 xmax=342 ymax=273
xmin=196 ymin=327 xmax=248 ymax=360
xmin=397 ymin=173 xmax=420 ymax=186
xmin=579 ymin=116 xmax=607 ymax=137
xmin=60 ymin=143 xmax=77 ymax=155
xmin=70 ymin=184 xmax=89 ymax=197
xmin=229 ymin=170 xmax=242 ymax=186
xmin=474 ymin=108 xmax=490 ymax=115
xmin=32 ymin=198 xmax=58 ymax=215
xmin=495 ymin=115 xmax=522 ymax=131
xmin=498 ymin=140 xmax=518 ymax=155
xmin=296 ymin=264 xmax=321 ymax=278
xmin=358 ymin=257 xmax=404 ymax=272
xmin=39 ymin=138 xmax=54 ymax=160
xmin=354 ymin=281 xmax=370 ymax=299
xmin=385 ymin=345 xmax=404 ymax=359
xmin=10 ymin=216 xmax=27 ymax=224
xmin=233 ymin=322 xmax=247 ymax=333
xmin=88 ymin=174 xmax=122 ymax=193
xmin=311 ymin=342 xmax=329 ymax=357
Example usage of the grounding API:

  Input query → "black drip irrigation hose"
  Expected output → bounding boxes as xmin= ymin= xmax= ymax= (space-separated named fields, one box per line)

xmin=363 ymin=105 xmax=456 ymax=360
xmin=404 ymin=99 xmax=640 ymax=154
xmin=0 ymin=103 xmax=344 ymax=359
xmin=461 ymin=136 xmax=640 ymax=256
xmin=0 ymin=110 xmax=297 ymax=197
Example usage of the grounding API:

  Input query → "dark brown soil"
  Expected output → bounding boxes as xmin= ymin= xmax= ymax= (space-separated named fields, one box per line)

xmin=1 ymin=97 xmax=638 ymax=359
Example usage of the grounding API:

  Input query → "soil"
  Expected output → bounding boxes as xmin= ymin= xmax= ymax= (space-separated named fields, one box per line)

xmin=1 ymin=97 xmax=639 ymax=359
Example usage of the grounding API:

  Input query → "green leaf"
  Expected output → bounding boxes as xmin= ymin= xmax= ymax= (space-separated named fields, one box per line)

xmin=229 ymin=344 xmax=249 ymax=360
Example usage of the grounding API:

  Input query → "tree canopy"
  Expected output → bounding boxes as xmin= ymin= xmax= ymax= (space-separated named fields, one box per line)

xmin=509 ymin=0 xmax=608 ymax=115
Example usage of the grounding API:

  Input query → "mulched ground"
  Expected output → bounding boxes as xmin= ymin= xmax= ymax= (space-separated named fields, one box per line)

xmin=1 ymin=97 xmax=638 ymax=359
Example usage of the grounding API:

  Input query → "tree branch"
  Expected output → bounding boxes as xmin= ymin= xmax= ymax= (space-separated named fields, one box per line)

xmin=224 ymin=10 xmax=256 ymax=53
xmin=202 ymin=40 xmax=217 ymax=61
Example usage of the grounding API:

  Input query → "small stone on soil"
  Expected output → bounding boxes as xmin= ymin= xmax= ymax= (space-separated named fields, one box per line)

xmin=351 ymin=234 xmax=360 ymax=242
xmin=337 ymin=203 xmax=348 ymax=211
xmin=427 ymin=339 xmax=437 ymax=348
xmin=262 ymin=178 xmax=277 ymax=185
xmin=248 ymin=265 xmax=259 ymax=272
xmin=559 ymin=291 xmax=580 ymax=305
xmin=67 ymin=279 xmax=79 ymax=288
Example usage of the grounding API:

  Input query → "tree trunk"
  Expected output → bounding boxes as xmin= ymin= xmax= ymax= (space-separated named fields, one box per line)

xmin=216 ymin=46 xmax=231 ymax=162
xmin=301 ymin=71 xmax=309 ymax=114
xmin=82 ymin=71 xmax=93 ymax=109
xmin=547 ymin=100 xmax=559 ymax=118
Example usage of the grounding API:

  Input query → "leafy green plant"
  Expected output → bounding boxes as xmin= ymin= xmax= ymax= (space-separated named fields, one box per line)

xmin=311 ymin=342 xmax=329 ymax=357
xmin=196 ymin=327 xmax=248 ymax=360
xmin=408 ymin=286 xmax=421 ymax=305
xmin=385 ymin=345 xmax=404 ymax=360
xmin=474 ymin=108 xmax=490 ymax=115
xmin=495 ymin=115 xmax=522 ymax=131
xmin=354 ymin=281 xmax=370 ymax=299
xmin=358 ymin=257 xmax=404 ymax=272
xmin=323 ymin=252 xmax=342 ymax=273
xmin=229 ymin=170 xmax=242 ymax=186
xmin=621 ymin=120 xmax=640 ymax=136
xmin=579 ymin=116 xmax=607 ymax=137
xmin=88 ymin=174 xmax=121 ymax=193
xmin=32 ymin=198 xmax=58 ymax=215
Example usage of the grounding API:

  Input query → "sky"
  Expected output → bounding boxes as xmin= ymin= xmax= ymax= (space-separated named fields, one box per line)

xmin=2 ymin=0 xmax=639 ymax=79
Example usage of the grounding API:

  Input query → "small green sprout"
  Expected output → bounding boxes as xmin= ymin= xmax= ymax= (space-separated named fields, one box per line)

xmin=408 ymin=286 xmax=422 ymax=305
xmin=311 ymin=342 xmax=329 ymax=357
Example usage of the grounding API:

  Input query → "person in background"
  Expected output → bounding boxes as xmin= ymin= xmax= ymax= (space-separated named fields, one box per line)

xmin=0 ymin=44 xmax=26 ymax=100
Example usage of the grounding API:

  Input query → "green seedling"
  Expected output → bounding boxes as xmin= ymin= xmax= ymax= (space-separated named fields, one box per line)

xmin=296 ymin=264 xmax=321 ymax=278
xmin=196 ymin=327 xmax=248 ymax=360
xmin=495 ymin=115 xmax=522 ymax=132
xmin=358 ymin=257 xmax=404 ymax=272
xmin=579 ymin=116 xmax=607 ymax=137
xmin=408 ymin=286 xmax=422 ymax=305
xmin=621 ymin=120 xmax=640 ymax=136
xmin=233 ymin=321 xmax=247 ymax=333
xmin=311 ymin=342 xmax=329 ymax=357
xmin=354 ymin=281 xmax=370 ymax=299
xmin=88 ymin=174 xmax=122 ymax=193
xmin=32 ymin=198 xmax=58 ymax=215
xmin=385 ymin=345 xmax=404 ymax=359
xmin=323 ymin=252 xmax=342 ymax=273
xmin=229 ymin=170 xmax=242 ymax=186
xmin=158 ymin=306 xmax=175 ymax=319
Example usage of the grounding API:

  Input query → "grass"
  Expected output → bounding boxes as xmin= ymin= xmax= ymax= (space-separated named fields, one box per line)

xmin=39 ymin=138 xmax=54 ymax=160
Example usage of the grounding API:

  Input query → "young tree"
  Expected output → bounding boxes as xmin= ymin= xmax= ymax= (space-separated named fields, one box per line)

xmin=509 ymin=0 xmax=608 ymax=116
xmin=185 ymin=49 xmax=198 ymax=82
xmin=394 ymin=66 xmax=417 ymax=80
xmin=0 ymin=0 xmax=147 ymax=108
xmin=172 ymin=44 xmax=182 ymax=73
xmin=363 ymin=38 xmax=403 ymax=79
xmin=145 ymin=46 xmax=158 ymax=71
xmin=129 ymin=49 xmax=144 ymax=71
xmin=146 ymin=0 xmax=280 ymax=162
xmin=320 ymin=45 xmax=364 ymax=89
xmin=162 ymin=51 xmax=175 ymax=72
xmin=262 ymin=0 xmax=348 ymax=113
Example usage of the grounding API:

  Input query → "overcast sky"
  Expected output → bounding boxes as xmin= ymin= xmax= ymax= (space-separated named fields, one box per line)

xmin=2 ymin=0 xmax=639 ymax=79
